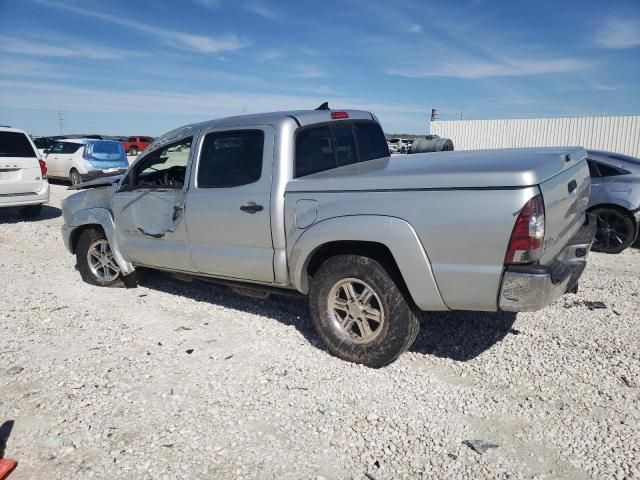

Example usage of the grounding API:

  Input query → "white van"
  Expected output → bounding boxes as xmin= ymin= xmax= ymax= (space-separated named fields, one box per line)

xmin=0 ymin=126 xmax=50 ymax=218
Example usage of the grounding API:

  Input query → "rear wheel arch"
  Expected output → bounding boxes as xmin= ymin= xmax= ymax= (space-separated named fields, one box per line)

xmin=289 ymin=215 xmax=447 ymax=311
xmin=305 ymin=240 xmax=410 ymax=299
xmin=588 ymin=203 xmax=638 ymax=234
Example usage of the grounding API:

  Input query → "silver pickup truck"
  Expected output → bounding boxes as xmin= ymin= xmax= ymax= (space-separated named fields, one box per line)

xmin=61 ymin=107 xmax=596 ymax=367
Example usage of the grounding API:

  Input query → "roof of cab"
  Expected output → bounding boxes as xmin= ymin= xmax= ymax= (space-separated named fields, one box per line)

xmin=148 ymin=109 xmax=376 ymax=150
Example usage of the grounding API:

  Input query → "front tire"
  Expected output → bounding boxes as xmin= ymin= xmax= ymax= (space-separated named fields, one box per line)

xmin=309 ymin=255 xmax=419 ymax=368
xmin=591 ymin=207 xmax=637 ymax=254
xmin=19 ymin=204 xmax=42 ymax=219
xmin=128 ymin=146 xmax=138 ymax=155
xmin=76 ymin=228 xmax=123 ymax=287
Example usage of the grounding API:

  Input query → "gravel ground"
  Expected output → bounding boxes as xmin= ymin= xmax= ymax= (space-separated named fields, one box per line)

xmin=1 ymin=183 xmax=639 ymax=480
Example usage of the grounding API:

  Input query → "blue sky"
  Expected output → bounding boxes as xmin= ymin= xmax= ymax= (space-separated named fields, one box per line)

xmin=1 ymin=0 xmax=639 ymax=135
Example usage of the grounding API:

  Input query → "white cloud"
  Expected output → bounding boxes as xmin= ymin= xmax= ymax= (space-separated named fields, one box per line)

xmin=594 ymin=17 xmax=640 ymax=49
xmin=255 ymin=49 xmax=283 ymax=62
xmin=592 ymin=84 xmax=624 ymax=91
xmin=0 ymin=34 xmax=143 ymax=59
xmin=0 ymin=80 xmax=428 ymax=132
xmin=292 ymin=65 xmax=326 ymax=79
xmin=244 ymin=2 xmax=284 ymax=19
xmin=192 ymin=0 xmax=221 ymax=8
xmin=388 ymin=56 xmax=591 ymax=79
xmin=408 ymin=24 xmax=422 ymax=33
xmin=34 ymin=0 xmax=250 ymax=53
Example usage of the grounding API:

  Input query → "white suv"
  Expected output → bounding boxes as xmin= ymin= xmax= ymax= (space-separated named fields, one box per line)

xmin=45 ymin=139 xmax=129 ymax=185
xmin=0 ymin=126 xmax=50 ymax=218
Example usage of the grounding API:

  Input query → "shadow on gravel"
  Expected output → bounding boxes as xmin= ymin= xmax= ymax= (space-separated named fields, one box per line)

xmin=0 ymin=420 xmax=14 ymax=458
xmin=412 ymin=311 xmax=517 ymax=361
xmin=140 ymin=272 xmax=516 ymax=362
xmin=0 ymin=205 xmax=62 ymax=224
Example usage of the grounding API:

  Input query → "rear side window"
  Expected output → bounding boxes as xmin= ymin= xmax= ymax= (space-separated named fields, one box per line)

xmin=197 ymin=130 xmax=264 ymax=188
xmin=355 ymin=122 xmax=389 ymax=161
xmin=50 ymin=142 xmax=65 ymax=154
xmin=0 ymin=131 xmax=36 ymax=157
xmin=588 ymin=160 xmax=624 ymax=178
xmin=596 ymin=163 xmax=623 ymax=177
xmin=295 ymin=121 xmax=389 ymax=177
xmin=62 ymin=142 xmax=83 ymax=154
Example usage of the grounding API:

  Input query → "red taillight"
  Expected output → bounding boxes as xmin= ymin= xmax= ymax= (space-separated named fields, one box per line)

xmin=331 ymin=111 xmax=349 ymax=119
xmin=505 ymin=194 xmax=545 ymax=264
xmin=38 ymin=159 xmax=47 ymax=179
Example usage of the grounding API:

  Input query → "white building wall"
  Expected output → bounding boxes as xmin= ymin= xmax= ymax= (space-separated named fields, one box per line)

xmin=430 ymin=116 xmax=640 ymax=158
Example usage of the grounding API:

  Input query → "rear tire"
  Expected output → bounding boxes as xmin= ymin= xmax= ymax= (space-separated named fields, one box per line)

xmin=591 ymin=207 xmax=637 ymax=254
xmin=70 ymin=168 xmax=82 ymax=186
xmin=76 ymin=228 xmax=124 ymax=287
xmin=309 ymin=255 xmax=419 ymax=368
xmin=19 ymin=204 xmax=42 ymax=219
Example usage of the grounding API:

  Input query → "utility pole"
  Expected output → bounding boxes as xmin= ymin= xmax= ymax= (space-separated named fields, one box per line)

xmin=460 ymin=104 xmax=464 ymax=120
xmin=58 ymin=111 xmax=65 ymax=135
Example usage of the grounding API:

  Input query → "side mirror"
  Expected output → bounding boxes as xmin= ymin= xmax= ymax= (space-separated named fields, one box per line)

xmin=43 ymin=149 xmax=50 ymax=155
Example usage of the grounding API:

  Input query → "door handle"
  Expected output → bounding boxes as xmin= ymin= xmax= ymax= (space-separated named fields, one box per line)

xmin=240 ymin=202 xmax=264 ymax=213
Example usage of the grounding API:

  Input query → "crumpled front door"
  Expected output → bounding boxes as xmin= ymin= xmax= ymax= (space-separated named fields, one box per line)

xmin=112 ymin=188 xmax=195 ymax=272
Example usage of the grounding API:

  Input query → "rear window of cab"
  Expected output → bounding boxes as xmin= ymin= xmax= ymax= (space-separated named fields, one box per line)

xmin=294 ymin=121 xmax=389 ymax=178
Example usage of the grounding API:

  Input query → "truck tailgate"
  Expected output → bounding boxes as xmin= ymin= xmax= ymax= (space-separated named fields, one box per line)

xmin=538 ymin=158 xmax=591 ymax=265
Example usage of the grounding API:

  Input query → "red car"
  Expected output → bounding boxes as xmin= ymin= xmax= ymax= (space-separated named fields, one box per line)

xmin=122 ymin=136 xmax=153 ymax=155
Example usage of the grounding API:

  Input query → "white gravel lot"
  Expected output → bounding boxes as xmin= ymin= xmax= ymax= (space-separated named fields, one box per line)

xmin=1 ymin=183 xmax=639 ymax=480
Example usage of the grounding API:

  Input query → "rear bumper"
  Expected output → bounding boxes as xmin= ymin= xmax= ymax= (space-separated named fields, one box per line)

xmin=0 ymin=181 xmax=50 ymax=208
xmin=82 ymin=168 xmax=127 ymax=182
xmin=499 ymin=213 xmax=597 ymax=312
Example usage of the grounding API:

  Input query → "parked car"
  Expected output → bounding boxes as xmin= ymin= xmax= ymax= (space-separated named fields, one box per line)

xmin=61 ymin=107 xmax=595 ymax=367
xmin=586 ymin=150 xmax=640 ymax=253
xmin=45 ymin=139 xmax=129 ymax=185
xmin=0 ymin=126 xmax=50 ymax=218
xmin=33 ymin=136 xmax=56 ymax=156
xmin=387 ymin=138 xmax=411 ymax=154
xmin=122 ymin=136 xmax=153 ymax=156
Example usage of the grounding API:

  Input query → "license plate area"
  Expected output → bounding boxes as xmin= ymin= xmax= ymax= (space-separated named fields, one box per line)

xmin=0 ymin=169 xmax=20 ymax=181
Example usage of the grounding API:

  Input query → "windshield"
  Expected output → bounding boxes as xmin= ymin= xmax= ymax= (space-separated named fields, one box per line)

xmin=0 ymin=131 xmax=36 ymax=157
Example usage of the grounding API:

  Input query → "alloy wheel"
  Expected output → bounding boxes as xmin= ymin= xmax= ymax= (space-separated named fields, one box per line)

xmin=87 ymin=239 xmax=120 ymax=282
xmin=328 ymin=278 xmax=385 ymax=343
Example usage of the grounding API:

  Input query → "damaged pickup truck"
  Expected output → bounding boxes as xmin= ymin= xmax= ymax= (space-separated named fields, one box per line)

xmin=61 ymin=107 xmax=596 ymax=367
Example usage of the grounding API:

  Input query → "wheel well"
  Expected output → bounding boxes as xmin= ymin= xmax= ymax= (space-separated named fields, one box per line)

xmin=588 ymin=203 xmax=633 ymax=218
xmin=69 ymin=224 xmax=104 ymax=253
xmin=305 ymin=241 xmax=409 ymax=294
xmin=588 ymin=203 xmax=639 ymax=238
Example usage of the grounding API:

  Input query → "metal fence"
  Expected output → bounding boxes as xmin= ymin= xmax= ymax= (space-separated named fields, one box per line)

xmin=430 ymin=116 xmax=640 ymax=158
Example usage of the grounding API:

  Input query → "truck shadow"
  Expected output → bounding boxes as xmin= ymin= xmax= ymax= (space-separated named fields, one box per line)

xmin=141 ymin=273 xmax=517 ymax=363
xmin=0 ymin=205 xmax=61 ymax=224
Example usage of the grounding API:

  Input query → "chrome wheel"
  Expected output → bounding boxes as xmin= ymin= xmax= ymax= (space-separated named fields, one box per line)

xmin=87 ymin=239 xmax=120 ymax=282
xmin=328 ymin=278 xmax=385 ymax=343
